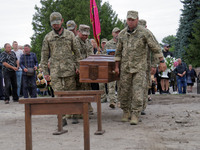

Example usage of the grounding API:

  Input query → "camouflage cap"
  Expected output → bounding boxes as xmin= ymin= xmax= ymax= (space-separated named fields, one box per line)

xmin=66 ymin=20 xmax=76 ymax=30
xmin=112 ymin=27 xmax=120 ymax=33
xmin=127 ymin=10 xmax=138 ymax=19
xmin=79 ymin=24 xmax=90 ymax=35
xmin=101 ymin=38 xmax=108 ymax=44
xmin=50 ymin=12 xmax=62 ymax=26
xmin=138 ymin=19 xmax=147 ymax=27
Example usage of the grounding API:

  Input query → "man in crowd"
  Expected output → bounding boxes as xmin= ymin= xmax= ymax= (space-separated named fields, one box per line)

xmin=91 ymin=39 xmax=98 ymax=54
xmin=105 ymin=27 xmax=121 ymax=109
xmin=115 ymin=10 xmax=166 ymax=125
xmin=12 ymin=41 xmax=23 ymax=97
xmin=20 ymin=44 xmax=38 ymax=98
xmin=90 ymin=39 xmax=99 ymax=91
xmin=101 ymin=38 xmax=108 ymax=54
xmin=0 ymin=43 xmax=19 ymax=104
xmin=99 ymin=38 xmax=108 ymax=103
xmin=174 ymin=58 xmax=187 ymax=94
xmin=162 ymin=44 xmax=173 ymax=58
xmin=0 ymin=49 xmax=5 ymax=100
xmin=40 ymin=12 xmax=81 ymax=126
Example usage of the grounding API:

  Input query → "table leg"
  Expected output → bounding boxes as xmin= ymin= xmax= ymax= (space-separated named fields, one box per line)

xmin=53 ymin=115 xmax=68 ymax=135
xmin=83 ymin=103 xmax=90 ymax=150
xmin=95 ymin=94 xmax=105 ymax=135
xmin=25 ymin=104 xmax=32 ymax=150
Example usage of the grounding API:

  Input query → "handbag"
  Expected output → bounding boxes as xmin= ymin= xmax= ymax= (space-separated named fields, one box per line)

xmin=192 ymin=76 xmax=195 ymax=82
xmin=27 ymin=68 xmax=35 ymax=76
xmin=24 ymin=54 xmax=35 ymax=76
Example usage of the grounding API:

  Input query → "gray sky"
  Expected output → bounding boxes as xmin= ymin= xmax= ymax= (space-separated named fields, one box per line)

xmin=0 ymin=0 xmax=183 ymax=48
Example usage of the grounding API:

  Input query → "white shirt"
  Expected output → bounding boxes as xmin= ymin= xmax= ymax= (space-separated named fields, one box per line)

xmin=12 ymin=49 xmax=23 ymax=71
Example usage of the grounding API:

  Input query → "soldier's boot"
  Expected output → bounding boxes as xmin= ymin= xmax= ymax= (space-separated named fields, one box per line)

xmin=130 ymin=114 xmax=139 ymax=125
xmin=62 ymin=118 xmax=68 ymax=127
xmin=121 ymin=111 xmax=130 ymax=122
xmin=72 ymin=115 xmax=79 ymax=124
xmin=109 ymin=102 xmax=116 ymax=109
xmin=141 ymin=110 xmax=146 ymax=115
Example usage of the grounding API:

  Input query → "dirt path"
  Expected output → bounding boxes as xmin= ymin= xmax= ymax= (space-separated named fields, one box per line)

xmin=0 ymin=88 xmax=200 ymax=150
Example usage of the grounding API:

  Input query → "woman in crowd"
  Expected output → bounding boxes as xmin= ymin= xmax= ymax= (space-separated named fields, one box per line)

xmin=186 ymin=64 xmax=197 ymax=93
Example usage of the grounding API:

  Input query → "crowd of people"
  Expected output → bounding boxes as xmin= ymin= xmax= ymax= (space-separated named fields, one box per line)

xmin=0 ymin=42 xmax=39 ymax=104
xmin=153 ymin=44 xmax=198 ymax=95
xmin=0 ymin=10 xmax=199 ymax=126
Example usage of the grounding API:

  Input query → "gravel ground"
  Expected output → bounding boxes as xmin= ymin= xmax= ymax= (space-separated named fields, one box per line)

xmin=0 ymin=83 xmax=200 ymax=150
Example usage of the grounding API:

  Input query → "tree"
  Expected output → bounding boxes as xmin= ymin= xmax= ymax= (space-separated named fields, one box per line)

xmin=184 ymin=19 xmax=200 ymax=67
xmin=31 ymin=0 xmax=124 ymax=62
xmin=174 ymin=0 xmax=200 ymax=59
xmin=31 ymin=0 xmax=57 ymax=61
xmin=99 ymin=2 xmax=124 ymax=40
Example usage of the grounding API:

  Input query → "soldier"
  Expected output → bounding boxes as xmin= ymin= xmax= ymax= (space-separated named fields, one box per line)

xmin=115 ymin=10 xmax=166 ymax=125
xmin=138 ymin=19 xmax=160 ymax=115
xmin=66 ymin=20 xmax=78 ymax=36
xmin=138 ymin=19 xmax=147 ymax=28
xmin=40 ymin=12 xmax=81 ymax=126
xmin=99 ymin=38 xmax=108 ymax=103
xmin=101 ymin=38 xmax=108 ymax=54
xmin=105 ymin=27 xmax=120 ymax=109
xmin=75 ymin=24 xmax=94 ymax=113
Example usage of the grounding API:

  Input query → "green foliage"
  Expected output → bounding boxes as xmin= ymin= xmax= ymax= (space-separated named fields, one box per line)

xmin=99 ymin=2 xmax=124 ymax=40
xmin=162 ymin=35 xmax=176 ymax=47
xmin=174 ymin=0 xmax=200 ymax=59
xmin=184 ymin=19 xmax=200 ymax=67
xmin=31 ymin=0 xmax=124 ymax=62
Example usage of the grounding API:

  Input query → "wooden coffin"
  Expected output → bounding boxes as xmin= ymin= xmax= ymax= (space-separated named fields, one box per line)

xmin=79 ymin=55 xmax=119 ymax=83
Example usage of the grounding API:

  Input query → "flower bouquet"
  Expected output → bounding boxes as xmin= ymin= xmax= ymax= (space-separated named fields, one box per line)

xmin=44 ymin=75 xmax=51 ymax=86
xmin=160 ymin=55 xmax=177 ymax=78
xmin=164 ymin=55 xmax=177 ymax=72
xmin=36 ymin=73 xmax=47 ymax=89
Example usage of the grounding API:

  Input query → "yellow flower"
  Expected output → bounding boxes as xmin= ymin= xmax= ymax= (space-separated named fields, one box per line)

xmin=39 ymin=68 xmax=43 ymax=72
xmin=36 ymin=80 xmax=40 ymax=85
xmin=40 ymin=79 xmax=46 ymax=84
xmin=37 ymin=73 xmax=43 ymax=79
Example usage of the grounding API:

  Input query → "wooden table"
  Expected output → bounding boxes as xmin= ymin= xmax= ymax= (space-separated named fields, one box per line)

xmin=54 ymin=90 xmax=105 ymax=135
xmin=19 ymin=96 xmax=95 ymax=150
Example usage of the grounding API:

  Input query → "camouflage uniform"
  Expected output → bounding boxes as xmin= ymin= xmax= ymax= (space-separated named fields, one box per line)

xmin=105 ymin=39 xmax=117 ymax=105
xmin=75 ymin=36 xmax=93 ymax=90
xmin=138 ymin=20 xmax=161 ymax=112
xmin=115 ymin=25 xmax=163 ymax=118
xmin=99 ymin=38 xmax=108 ymax=102
xmin=75 ymin=24 xmax=94 ymax=113
xmin=40 ymin=12 xmax=81 ymax=125
xmin=40 ymin=22 xmax=80 ymax=92
xmin=100 ymin=38 xmax=108 ymax=55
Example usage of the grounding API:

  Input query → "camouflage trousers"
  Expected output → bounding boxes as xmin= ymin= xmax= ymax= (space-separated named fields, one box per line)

xmin=143 ymin=69 xmax=151 ymax=111
xmin=99 ymin=83 xmax=107 ymax=101
xmin=119 ymin=70 xmax=146 ymax=115
xmin=107 ymin=81 xmax=117 ymax=103
xmin=51 ymin=75 xmax=76 ymax=120
xmin=51 ymin=75 xmax=76 ymax=91
xmin=75 ymin=75 xmax=93 ymax=112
